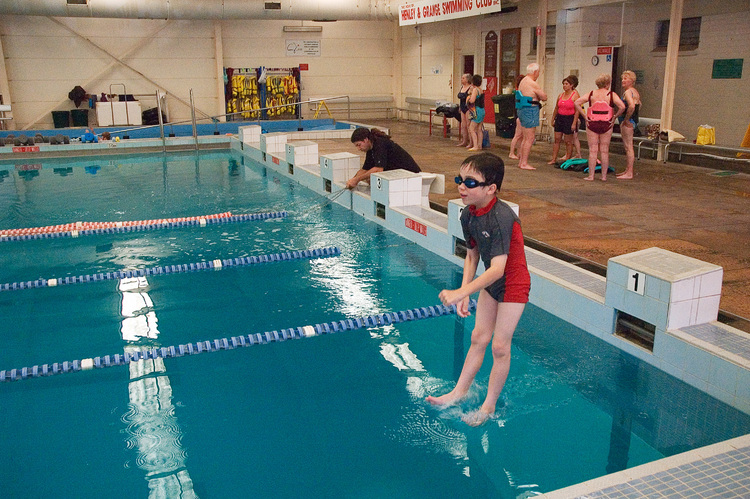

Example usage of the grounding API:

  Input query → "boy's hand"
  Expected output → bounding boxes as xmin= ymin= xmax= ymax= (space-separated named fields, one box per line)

xmin=455 ymin=296 xmax=471 ymax=318
xmin=439 ymin=289 xmax=470 ymax=317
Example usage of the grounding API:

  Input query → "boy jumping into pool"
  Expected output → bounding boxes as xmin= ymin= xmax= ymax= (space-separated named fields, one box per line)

xmin=427 ymin=152 xmax=530 ymax=426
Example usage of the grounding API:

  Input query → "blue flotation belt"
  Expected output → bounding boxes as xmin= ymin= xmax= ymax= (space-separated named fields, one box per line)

xmin=515 ymin=90 xmax=539 ymax=109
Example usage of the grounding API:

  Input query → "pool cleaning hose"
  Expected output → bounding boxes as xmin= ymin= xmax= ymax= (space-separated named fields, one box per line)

xmin=0 ymin=300 xmax=477 ymax=383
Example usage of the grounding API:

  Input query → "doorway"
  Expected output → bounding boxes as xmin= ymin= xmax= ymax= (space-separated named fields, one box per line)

xmin=500 ymin=28 xmax=521 ymax=91
xmin=463 ymin=55 xmax=474 ymax=76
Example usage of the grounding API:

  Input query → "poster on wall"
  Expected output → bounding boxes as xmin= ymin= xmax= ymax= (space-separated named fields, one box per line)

xmin=286 ymin=40 xmax=321 ymax=57
xmin=399 ymin=0 xmax=502 ymax=26
xmin=484 ymin=31 xmax=497 ymax=78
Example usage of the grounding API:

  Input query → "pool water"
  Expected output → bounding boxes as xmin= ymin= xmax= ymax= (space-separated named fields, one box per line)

xmin=1 ymin=151 xmax=749 ymax=498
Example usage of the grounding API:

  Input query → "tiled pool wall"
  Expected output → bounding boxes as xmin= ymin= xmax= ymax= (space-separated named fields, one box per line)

xmin=232 ymin=125 xmax=750 ymax=419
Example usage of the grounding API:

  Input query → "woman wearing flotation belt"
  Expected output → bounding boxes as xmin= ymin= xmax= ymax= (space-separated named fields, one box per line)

xmin=574 ymin=73 xmax=625 ymax=182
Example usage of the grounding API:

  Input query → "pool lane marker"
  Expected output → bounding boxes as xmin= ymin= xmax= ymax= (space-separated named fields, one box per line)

xmin=0 ymin=246 xmax=340 ymax=292
xmin=0 ymin=210 xmax=288 ymax=242
xmin=0 ymin=300 xmax=477 ymax=383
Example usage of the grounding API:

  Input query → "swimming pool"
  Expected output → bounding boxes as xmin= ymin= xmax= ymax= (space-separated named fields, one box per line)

xmin=1 ymin=151 xmax=749 ymax=498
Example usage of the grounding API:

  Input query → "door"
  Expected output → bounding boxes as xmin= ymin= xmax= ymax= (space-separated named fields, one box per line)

xmin=500 ymin=28 xmax=521 ymax=92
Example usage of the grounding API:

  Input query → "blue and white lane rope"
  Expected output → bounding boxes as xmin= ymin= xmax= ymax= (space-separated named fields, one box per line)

xmin=0 ymin=246 xmax=340 ymax=292
xmin=0 ymin=300 xmax=477 ymax=383
xmin=0 ymin=211 xmax=288 ymax=242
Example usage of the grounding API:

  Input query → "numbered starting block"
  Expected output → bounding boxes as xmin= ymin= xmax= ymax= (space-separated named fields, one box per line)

xmin=605 ymin=247 xmax=723 ymax=331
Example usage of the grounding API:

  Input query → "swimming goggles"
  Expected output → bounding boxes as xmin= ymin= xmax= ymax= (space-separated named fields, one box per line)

xmin=454 ymin=176 xmax=489 ymax=188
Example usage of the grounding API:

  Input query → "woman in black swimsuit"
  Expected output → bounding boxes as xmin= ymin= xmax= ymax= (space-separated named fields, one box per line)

xmin=456 ymin=74 xmax=472 ymax=147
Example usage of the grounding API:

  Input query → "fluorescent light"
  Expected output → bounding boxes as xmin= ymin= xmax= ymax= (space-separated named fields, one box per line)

xmin=283 ymin=26 xmax=323 ymax=32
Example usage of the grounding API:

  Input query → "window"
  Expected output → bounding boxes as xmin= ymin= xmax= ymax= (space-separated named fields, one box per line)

xmin=655 ymin=17 xmax=701 ymax=51
xmin=531 ymin=25 xmax=556 ymax=55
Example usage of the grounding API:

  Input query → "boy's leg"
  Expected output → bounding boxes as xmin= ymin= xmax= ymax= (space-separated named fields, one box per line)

xmin=426 ymin=290 xmax=498 ymax=406
xmin=464 ymin=301 xmax=525 ymax=426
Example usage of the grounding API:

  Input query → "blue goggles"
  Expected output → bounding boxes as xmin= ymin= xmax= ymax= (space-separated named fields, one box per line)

xmin=454 ymin=176 xmax=489 ymax=189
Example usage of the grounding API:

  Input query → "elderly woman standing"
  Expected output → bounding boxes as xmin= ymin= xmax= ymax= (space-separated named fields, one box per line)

xmin=456 ymin=74 xmax=472 ymax=147
xmin=574 ymin=74 xmax=625 ymax=181
xmin=617 ymin=70 xmax=642 ymax=180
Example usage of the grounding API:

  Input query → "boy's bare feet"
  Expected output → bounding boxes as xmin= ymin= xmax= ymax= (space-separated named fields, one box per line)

xmin=509 ymin=153 xmax=519 ymax=160
xmin=426 ymin=391 xmax=465 ymax=407
xmin=519 ymin=164 xmax=536 ymax=170
xmin=462 ymin=409 xmax=493 ymax=427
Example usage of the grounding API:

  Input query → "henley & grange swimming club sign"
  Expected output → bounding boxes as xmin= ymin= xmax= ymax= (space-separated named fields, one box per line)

xmin=399 ymin=0 xmax=502 ymax=26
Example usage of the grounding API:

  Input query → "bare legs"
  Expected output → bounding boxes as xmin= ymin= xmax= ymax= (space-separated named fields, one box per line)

xmin=584 ymin=129 xmax=599 ymax=181
xmin=509 ymin=118 xmax=522 ymax=159
xmin=618 ymin=123 xmax=635 ymax=179
xmin=548 ymin=131 xmax=564 ymax=164
xmin=572 ymin=131 xmax=582 ymax=158
xmin=468 ymin=119 xmax=481 ymax=151
xmin=584 ymin=128 xmax=612 ymax=181
xmin=426 ymin=291 xmax=525 ymax=427
xmin=518 ymin=126 xmax=536 ymax=170
xmin=457 ymin=111 xmax=470 ymax=147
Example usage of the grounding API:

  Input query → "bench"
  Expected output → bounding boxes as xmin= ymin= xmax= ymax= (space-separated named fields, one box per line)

xmin=663 ymin=142 xmax=750 ymax=163
xmin=611 ymin=117 xmax=660 ymax=160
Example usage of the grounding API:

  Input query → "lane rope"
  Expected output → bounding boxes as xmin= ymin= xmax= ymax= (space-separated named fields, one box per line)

xmin=0 ymin=246 xmax=340 ymax=292
xmin=0 ymin=300 xmax=476 ymax=383
xmin=0 ymin=211 xmax=288 ymax=242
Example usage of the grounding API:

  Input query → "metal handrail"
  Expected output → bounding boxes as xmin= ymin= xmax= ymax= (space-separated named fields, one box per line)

xmin=101 ymin=94 xmax=353 ymax=143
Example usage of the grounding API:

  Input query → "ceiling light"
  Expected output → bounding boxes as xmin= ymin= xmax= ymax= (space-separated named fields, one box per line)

xmin=283 ymin=26 xmax=323 ymax=32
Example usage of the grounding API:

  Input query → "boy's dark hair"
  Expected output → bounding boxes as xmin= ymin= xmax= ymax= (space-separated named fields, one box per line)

xmin=350 ymin=127 xmax=390 ymax=143
xmin=462 ymin=153 xmax=505 ymax=190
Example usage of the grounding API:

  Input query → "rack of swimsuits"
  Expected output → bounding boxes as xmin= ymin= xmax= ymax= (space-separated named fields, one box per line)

xmin=224 ymin=67 xmax=301 ymax=121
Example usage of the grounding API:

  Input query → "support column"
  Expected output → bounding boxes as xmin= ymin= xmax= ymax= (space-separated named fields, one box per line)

xmin=214 ymin=21 xmax=225 ymax=122
xmin=0 ymin=35 xmax=15 ymax=129
xmin=658 ymin=0 xmax=683 ymax=161
xmin=536 ymin=0 xmax=549 ymax=92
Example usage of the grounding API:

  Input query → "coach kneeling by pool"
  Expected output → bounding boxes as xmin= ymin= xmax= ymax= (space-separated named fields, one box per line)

xmin=346 ymin=128 xmax=421 ymax=189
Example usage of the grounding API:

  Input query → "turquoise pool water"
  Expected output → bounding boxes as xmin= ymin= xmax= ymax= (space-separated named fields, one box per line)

xmin=1 ymin=151 xmax=749 ymax=498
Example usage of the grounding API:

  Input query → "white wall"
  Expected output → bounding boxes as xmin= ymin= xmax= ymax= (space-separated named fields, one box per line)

xmin=0 ymin=15 xmax=395 ymax=129
xmin=622 ymin=0 xmax=750 ymax=145
xmin=1 ymin=0 xmax=748 ymax=145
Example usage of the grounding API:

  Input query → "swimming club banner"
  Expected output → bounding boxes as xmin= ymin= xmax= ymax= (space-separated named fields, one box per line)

xmin=399 ymin=0 xmax=502 ymax=26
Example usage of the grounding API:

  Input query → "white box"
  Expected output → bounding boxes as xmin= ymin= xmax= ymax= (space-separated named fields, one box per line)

xmin=286 ymin=140 xmax=319 ymax=166
xmin=371 ymin=170 xmax=422 ymax=207
xmin=321 ymin=152 xmax=360 ymax=183
xmin=96 ymin=101 xmax=142 ymax=126
xmin=607 ymin=247 xmax=723 ymax=331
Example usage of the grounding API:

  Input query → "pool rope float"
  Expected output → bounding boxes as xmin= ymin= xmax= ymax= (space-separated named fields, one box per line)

xmin=0 ymin=299 xmax=477 ymax=383
xmin=0 ymin=210 xmax=287 ymax=241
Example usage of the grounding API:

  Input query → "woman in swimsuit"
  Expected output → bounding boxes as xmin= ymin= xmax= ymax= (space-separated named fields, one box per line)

xmin=617 ymin=70 xmax=642 ymax=180
xmin=574 ymin=74 xmax=625 ymax=181
xmin=466 ymin=74 xmax=486 ymax=151
xmin=509 ymin=74 xmax=525 ymax=160
xmin=547 ymin=75 xmax=580 ymax=165
xmin=456 ymin=74 xmax=472 ymax=147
